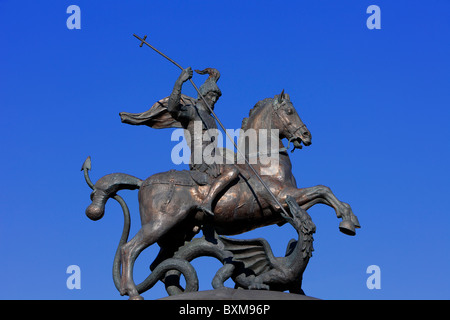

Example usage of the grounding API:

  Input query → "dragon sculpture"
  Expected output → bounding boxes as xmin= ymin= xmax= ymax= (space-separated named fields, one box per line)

xmin=153 ymin=195 xmax=316 ymax=295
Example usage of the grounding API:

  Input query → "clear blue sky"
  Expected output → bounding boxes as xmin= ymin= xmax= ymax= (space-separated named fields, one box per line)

xmin=1 ymin=0 xmax=449 ymax=300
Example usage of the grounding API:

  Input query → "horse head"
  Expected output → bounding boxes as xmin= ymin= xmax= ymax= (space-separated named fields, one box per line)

xmin=272 ymin=90 xmax=312 ymax=151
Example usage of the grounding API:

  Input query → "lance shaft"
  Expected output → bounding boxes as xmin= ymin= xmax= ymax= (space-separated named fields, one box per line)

xmin=133 ymin=34 xmax=289 ymax=217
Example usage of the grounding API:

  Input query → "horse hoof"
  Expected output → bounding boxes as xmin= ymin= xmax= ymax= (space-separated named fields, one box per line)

xmin=339 ymin=220 xmax=356 ymax=236
xmin=128 ymin=295 xmax=144 ymax=300
xmin=351 ymin=215 xmax=361 ymax=228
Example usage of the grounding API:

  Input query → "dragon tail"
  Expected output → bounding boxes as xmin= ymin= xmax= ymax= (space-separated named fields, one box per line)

xmin=85 ymin=172 xmax=143 ymax=221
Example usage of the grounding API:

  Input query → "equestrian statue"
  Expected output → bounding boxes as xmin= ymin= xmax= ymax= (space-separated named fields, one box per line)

xmin=82 ymin=34 xmax=360 ymax=300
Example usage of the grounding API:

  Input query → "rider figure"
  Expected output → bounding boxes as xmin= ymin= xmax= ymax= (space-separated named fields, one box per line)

xmin=167 ymin=67 xmax=239 ymax=216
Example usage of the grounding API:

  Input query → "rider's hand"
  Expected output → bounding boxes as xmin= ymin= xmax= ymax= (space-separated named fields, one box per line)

xmin=179 ymin=67 xmax=193 ymax=83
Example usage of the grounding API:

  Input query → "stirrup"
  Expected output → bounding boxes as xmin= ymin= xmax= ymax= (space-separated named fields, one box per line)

xmin=198 ymin=204 xmax=214 ymax=216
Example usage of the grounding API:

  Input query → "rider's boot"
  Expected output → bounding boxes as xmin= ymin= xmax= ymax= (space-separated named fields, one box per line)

xmin=198 ymin=201 xmax=215 ymax=217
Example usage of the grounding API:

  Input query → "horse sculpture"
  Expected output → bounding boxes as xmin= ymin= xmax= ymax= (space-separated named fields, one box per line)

xmin=83 ymin=91 xmax=360 ymax=300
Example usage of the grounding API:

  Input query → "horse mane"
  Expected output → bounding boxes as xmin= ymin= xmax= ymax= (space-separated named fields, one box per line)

xmin=241 ymin=97 xmax=273 ymax=130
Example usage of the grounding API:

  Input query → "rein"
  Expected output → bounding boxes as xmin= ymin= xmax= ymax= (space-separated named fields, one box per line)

xmin=272 ymin=99 xmax=305 ymax=153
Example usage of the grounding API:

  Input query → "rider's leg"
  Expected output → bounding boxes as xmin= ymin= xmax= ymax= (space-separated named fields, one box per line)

xmin=198 ymin=165 xmax=239 ymax=216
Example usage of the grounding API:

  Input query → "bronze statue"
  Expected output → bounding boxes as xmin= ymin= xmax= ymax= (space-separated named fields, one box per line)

xmin=82 ymin=35 xmax=360 ymax=300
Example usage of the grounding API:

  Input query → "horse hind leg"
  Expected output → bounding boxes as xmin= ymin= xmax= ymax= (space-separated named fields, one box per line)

xmin=119 ymin=223 xmax=155 ymax=299
xmin=120 ymin=215 xmax=182 ymax=300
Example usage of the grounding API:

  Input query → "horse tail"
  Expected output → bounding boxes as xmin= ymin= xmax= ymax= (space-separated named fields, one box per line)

xmin=85 ymin=172 xmax=142 ymax=221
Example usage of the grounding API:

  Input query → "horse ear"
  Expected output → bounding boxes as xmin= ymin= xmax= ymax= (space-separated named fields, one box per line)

xmin=278 ymin=89 xmax=285 ymax=103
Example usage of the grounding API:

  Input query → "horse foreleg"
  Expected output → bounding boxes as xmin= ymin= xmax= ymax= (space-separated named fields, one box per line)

xmin=278 ymin=185 xmax=360 ymax=235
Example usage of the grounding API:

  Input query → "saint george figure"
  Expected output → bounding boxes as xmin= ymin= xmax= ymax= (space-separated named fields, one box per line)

xmin=120 ymin=67 xmax=239 ymax=216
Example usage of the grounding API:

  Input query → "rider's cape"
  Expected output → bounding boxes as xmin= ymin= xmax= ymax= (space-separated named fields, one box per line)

xmin=119 ymin=94 xmax=196 ymax=129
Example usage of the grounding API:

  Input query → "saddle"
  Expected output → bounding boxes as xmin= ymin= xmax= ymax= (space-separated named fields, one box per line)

xmin=141 ymin=169 xmax=212 ymax=188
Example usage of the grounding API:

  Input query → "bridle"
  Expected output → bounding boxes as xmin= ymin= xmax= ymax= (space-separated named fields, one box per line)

xmin=272 ymin=99 xmax=306 ymax=152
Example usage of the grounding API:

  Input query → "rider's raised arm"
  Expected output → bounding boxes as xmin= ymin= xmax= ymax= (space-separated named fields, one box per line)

xmin=168 ymin=67 xmax=194 ymax=120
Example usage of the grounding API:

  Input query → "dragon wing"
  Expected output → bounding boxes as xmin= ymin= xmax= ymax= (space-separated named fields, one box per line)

xmin=120 ymin=94 xmax=197 ymax=129
xmin=219 ymin=236 xmax=276 ymax=276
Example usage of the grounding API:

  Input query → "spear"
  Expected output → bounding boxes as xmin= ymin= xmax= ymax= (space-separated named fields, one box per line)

xmin=133 ymin=34 xmax=290 ymax=218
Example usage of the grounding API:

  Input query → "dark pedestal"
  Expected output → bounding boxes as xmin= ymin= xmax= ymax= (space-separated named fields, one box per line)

xmin=159 ymin=287 xmax=320 ymax=300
